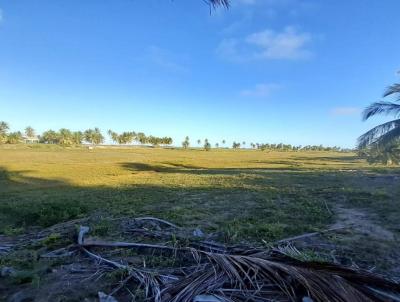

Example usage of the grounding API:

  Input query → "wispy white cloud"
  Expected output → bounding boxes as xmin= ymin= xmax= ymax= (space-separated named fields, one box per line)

xmin=217 ymin=26 xmax=312 ymax=61
xmin=331 ymin=107 xmax=361 ymax=116
xmin=246 ymin=26 xmax=311 ymax=59
xmin=240 ymin=83 xmax=280 ymax=98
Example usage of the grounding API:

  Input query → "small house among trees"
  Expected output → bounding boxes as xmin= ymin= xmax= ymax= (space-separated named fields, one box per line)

xmin=22 ymin=135 xmax=39 ymax=144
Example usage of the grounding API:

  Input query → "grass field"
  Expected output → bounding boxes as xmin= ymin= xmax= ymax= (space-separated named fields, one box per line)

xmin=1 ymin=144 xmax=399 ymax=243
xmin=1 ymin=144 xmax=400 ymax=299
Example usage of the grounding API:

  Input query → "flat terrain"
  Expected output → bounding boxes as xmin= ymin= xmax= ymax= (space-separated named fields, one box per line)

xmin=1 ymin=145 xmax=399 ymax=278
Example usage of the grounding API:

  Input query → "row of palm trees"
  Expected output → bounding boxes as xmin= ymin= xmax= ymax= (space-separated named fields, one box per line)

xmin=0 ymin=124 xmax=174 ymax=147
xmin=181 ymin=136 xmax=346 ymax=152
xmin=108 ymin=130 xmax=173 ymax=146
xmin=40 ymin=128 xmax=105 ymax=145
xmin=0 ymin=123 xmax=349 ymax=152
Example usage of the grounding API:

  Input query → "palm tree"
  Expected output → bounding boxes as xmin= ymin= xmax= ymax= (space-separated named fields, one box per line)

xmin=358 ymin=83 xmax=400 ymax=148
xmin=137 ymin=132 xmax=147 ymax=145
xmin=0 ymin=121 xmax=9 ymax=144
xmin=41 ymin=130 xmax=59 ymax=144
xmin=162 ymin=137 xmax=173 ymax=146
xmin=222 ymin=139 xmax=226 ymax=147
xmin=120 ymin=131 xmax=135 ymax=144
xmin=232 ymin=141 xmax=240 ymax=149
xmin=0 ymin=121 xmax=8 ymax=134
xmin=7 ymin=131 xmax=23 ymax=144
xmin=108 ymin=130 xmax=119 ymax=144
xmin=93 ymin=128 xmax=104 ymax=145
xmin=182 ymin=136 xmax=190 ymax=149
xmin=25 ymin=126 xmax=35 ymax=138
xmin=84 ymin=128 xmax=104 ymax=145
xmin=58 ymin=128 xmax=73 ymax=145
xmin=72 ymin=131 xmax=83 ymax=145
xmin=197 ymin=139 xmax=201 ymax=146
xmin=204 ymin=139 xmax=211 ymax=151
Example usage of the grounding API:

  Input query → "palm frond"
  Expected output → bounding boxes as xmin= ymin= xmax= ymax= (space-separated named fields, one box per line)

xmin=206 ymin=0 xmax=230 ymax=9
xmin=371 ymin=126 xmax=400 ymax=148
xmin=383 ymin=83 xmax=400 ymax=100
xmin=357 ymin=119 xmax=400 ymax=148
xmin=362 ymin=101 xmax=400 ymax=121
xmin=58 ymin=223 xmax=400 ymax=302
xmin=161 ymin=251 xmax=400 ymax=302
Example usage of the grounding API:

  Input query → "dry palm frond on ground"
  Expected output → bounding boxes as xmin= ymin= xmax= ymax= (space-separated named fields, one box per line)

xmin=1 ymin=216 xmax=400 ymax=302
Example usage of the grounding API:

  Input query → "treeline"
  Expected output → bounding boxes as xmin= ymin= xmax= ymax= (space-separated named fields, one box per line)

xmin=0 ymin=122 xmax=173 ymax=146
xmin=183 ymin=137 xmax=349 ymax=152
xmin=0 ymin=122 xmax=30 ymax=144
xmin=41 ymin=128 xmax=104 ymax=145
xmin=107 ymin=130 xmax=172 ymax=146
xmin=0 ymin=121 xmax=350 ymax=151
xmin=250 ymin=143 xmax=346 ymax=152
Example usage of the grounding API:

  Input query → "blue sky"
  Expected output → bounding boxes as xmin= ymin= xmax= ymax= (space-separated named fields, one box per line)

xmin=1 ymin=0 xmax=399 ymax=148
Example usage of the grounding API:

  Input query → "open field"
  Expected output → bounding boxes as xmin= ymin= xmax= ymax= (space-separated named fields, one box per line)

xmin=1 ymin=144 xmax=400 ymax=299
xmin=1 ymin=145 xmax=399 ymax=240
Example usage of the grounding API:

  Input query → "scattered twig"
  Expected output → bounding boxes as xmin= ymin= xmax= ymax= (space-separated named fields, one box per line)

xmin=109 ymin=274 xmax=135 ymax=296
xmin=82 ymin=247 xmax=127 ymax=270
xmin=322 ymin=199 xmax=333 ymax=215
xmin=277 ymin=226 xmax=347 ymax=244
xmin=81 ymin=239 xmax=177 ymax=252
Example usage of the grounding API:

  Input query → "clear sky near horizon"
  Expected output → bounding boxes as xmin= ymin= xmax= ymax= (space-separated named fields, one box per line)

xmin=1 ymin=0 xmax=399 ymax=148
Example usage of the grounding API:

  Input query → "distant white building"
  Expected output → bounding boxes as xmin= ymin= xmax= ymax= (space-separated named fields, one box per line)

xmin=22 ymin=135 xmax=39 ymax=144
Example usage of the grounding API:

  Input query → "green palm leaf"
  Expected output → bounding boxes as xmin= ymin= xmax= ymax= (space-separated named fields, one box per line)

xmin=358 ymin=119 xmax=400 ymax=148
xmin=372 ymin=125 xmax=400 ymax=147
xmin=359 ymin=82 xmax=400 ymax=150
xmin=362 ymin=102 xmax=400 ymax=121
xmin=207 ymin=0 xmax=230 ymax=8
xmin=383 ymin=83 xmax=400 ymax=100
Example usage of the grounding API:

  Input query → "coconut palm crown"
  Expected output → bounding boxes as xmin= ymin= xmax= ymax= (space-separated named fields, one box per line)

xmin=358 ymin=83 xmax=400 ymax=148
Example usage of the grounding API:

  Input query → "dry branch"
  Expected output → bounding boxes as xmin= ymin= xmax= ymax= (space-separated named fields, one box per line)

xmin=81 ymin=239 xmax=177 ymax=251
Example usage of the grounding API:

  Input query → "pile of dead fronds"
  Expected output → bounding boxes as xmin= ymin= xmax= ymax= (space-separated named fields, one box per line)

xmin=1 ymin=216 xmax=400 ymax=302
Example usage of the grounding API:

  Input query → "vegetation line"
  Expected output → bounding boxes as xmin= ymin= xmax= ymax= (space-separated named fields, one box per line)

xmin=0 ymin=121 xmax=350 ymax=152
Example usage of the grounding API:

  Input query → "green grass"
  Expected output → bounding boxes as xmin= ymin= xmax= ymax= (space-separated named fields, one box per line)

xmin=0 ymin=144 xmax=399 ymax=244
